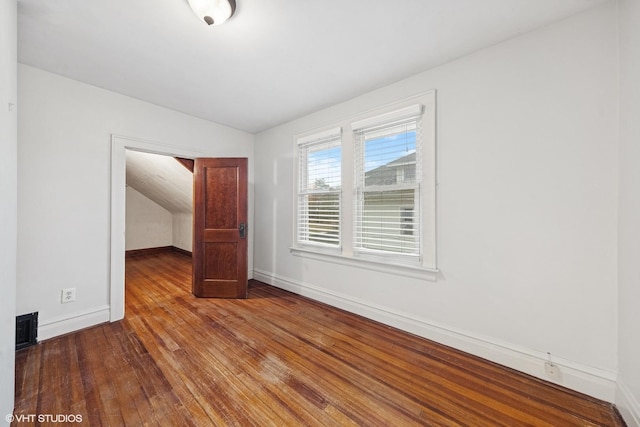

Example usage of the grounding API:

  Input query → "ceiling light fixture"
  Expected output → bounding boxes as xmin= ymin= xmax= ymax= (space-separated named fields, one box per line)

xmin=187 ymin=0 xmax=236 ymax=26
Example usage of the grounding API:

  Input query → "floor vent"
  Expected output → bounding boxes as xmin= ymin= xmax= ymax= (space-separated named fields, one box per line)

xmin=16 ymin=312 xmax=38 ymax=350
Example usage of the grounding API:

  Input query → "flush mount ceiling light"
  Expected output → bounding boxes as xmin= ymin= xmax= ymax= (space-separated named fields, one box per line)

xmin=187 ymin=0 xmax=236 ymax=26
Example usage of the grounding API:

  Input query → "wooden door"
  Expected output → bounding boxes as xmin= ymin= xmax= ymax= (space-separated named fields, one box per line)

xmin=192 ymin=158 xmax=248 ymax=298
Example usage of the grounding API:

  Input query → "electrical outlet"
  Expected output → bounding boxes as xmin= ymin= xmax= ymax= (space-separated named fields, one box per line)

xmin=61 ymin=288 xmax=76 ymax=303
xmin=545 ymin=361 xmax=561 ymax=381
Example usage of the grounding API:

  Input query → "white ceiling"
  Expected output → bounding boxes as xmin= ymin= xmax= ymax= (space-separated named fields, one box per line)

xmin=18 ymin=0 xmax=607 ymax=133
xmin=126 ymin=150 xmax=192 ymax=214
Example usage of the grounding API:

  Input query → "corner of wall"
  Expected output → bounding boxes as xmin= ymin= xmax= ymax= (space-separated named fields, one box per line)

xmin=1 ymin=0 xmax=17 ymax=423
xmin=617 ymin=380 xmax=640 ymax=427
xmin=617 ymin=0 xmax=640 ymax=425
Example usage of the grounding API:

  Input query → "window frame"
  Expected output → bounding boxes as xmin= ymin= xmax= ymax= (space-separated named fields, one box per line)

xmin=291 ymin=91 xmax=437 ymax=279
xmin=353 ymin=106 xmax=423 ymax=261
xmin=295 ymin=127 xmax=343 ymax=251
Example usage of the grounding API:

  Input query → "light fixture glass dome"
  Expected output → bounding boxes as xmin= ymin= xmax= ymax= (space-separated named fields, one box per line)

xmin=187 ymin=0 xmax=236 ymax=26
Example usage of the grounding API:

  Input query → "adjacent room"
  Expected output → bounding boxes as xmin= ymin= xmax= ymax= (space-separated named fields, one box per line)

xmin=2 ymin=0 xmax=639 ymax=425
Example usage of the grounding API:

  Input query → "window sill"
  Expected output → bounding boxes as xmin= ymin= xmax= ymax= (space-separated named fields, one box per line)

xmin=289 ymin=246 xmax=438 ymax=282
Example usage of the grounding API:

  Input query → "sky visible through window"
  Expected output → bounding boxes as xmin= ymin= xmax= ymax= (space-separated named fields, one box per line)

xmin=365 ymin=131 xmax=416 ymax=172
xmin=307 ymin=145 xmax=341 ymax=189
xmin=307 ymin=130 xmax=416 ymax=189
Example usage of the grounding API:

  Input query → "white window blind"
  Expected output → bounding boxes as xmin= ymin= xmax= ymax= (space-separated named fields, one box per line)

xmin=354 ymin=105 xmax=423 ymax=257
xmin=297 ymin=128 xmax=342 ymax=247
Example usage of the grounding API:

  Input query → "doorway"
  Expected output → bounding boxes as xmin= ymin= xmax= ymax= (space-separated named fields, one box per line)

xmin=110 ymin=135 xmax=202 ymax=321
xmin=110 ymin=135 xmax=251 ymax=320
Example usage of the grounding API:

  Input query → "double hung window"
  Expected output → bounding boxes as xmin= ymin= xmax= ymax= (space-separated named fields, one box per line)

xmin=296 ymin=128 xmax=342 ymax=248
xmin=293 ymin=91 xmax=436 ymax=274
xmin=353 ymin=105 xmax=423 ymax=259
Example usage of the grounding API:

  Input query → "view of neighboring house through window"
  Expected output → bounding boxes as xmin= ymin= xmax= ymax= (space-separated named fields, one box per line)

xmin=353 ymin=105 xmax=423 ymax=258
xmin=296 ymin=128 xmax=342 ymax=247
xmin=401 ymin=208 xmax=414 ymax=235
xmin=293 ymin=91 xmax=436 ymax=273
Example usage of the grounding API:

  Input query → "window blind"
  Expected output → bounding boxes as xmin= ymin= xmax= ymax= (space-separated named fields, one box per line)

xmin=353 ymin=107 xmax=423 ymax=257
xmin=297 ymin=129 xmax=342 ymax=247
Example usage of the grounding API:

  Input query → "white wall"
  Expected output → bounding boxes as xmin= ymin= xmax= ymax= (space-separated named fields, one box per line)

xmin=172 ymin=213 xmax=193 ymax=252
xmin=125 ymin=186 xmax=173 ymax=251
xmin=125 ymin=185 xmax=193 ymax=252
xmin=617 ymin=0 xmax=640 ymax=424
xmin=0 ymin=1 xmax=17 ymax=423
xmin=17 ymin=64 xmax=254 ymax=339
xmin=254 ymin=3 xmax=618 ymax=401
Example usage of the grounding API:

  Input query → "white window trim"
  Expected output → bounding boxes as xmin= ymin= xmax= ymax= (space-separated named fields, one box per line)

xmin=292 ymin=90 xmax=437 ymax=280
xmin=351 ymin=104 xmax=424 ymax=131
xmin=353 ymin=107 xmax=423 ymax=260
xmin=297 ymin=126 xmax=342 ymax=145
xmin=294 ymin=126 xmax=343 ymax=253
xmin=290 ymin=245 xmax=438 ymax=281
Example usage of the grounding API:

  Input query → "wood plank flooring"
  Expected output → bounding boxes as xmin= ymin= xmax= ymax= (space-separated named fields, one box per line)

xmin=14 ymin=252 xmax=625 ymax=426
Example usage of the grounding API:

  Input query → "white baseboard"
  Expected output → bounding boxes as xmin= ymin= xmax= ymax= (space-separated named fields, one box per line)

xmin=617 ymin=381 xmax=640 ymax=427
xmin=38 ymin=305 xmax=111 ymax=341
xmin=254 ymin=268 xmax=617 ymax=403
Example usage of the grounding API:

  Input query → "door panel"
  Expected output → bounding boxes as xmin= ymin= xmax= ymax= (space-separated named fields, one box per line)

xmin=193 ymin=158 xmax=248 ymax=298
xmin=204 ymin=243 xmax=237 ymax=279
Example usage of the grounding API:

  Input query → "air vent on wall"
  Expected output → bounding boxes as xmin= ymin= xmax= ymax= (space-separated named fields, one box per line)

xmin=16 ymin=312 xmax=38 ymax=350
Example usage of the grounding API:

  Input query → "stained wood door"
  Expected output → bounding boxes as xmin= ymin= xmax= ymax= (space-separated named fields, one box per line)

xmin=192 ymin=158 xmax=248 ymax=298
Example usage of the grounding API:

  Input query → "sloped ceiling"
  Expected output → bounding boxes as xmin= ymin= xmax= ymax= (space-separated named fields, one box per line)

xmin=17 ymin=0 xmax=608 ymax=133
xmin=126 ymin=150 xmax=192 ymax=215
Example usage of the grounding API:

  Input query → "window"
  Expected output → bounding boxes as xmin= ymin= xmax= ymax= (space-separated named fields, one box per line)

xmin=293 ymin=91 xmax=437 ymax=276
xmin=353 ymin=105 xmax=423 ymax=258
xmin=296 ymin=127 xmax=342 ymax=248
xmin=401 ymin=208 xmax=414 ymax=236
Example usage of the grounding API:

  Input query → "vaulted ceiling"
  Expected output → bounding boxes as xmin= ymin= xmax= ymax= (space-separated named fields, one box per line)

xmin=17 ymin=0 xmax=607 ymax=134
xmin=126 ymin=150 xmax=192 ymax=215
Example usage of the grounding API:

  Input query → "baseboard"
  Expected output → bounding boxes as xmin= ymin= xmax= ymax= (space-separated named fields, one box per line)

xmin=38 ymin=305 xmax=110 ymax=341
xmin=125 ymin=246 xmax=192 ymax=258
xmin=253 ymin=268 xmax=617 ymax=403
xmin=126 ymin=246 xmax=173 ymax=257
xmin=171 ymin=246 xmax=192 ymax=257
xmin=617 ymin=381 xmax=640 ymax=427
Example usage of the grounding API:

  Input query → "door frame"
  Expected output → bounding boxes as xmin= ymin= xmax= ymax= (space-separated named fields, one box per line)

xmin=110 ymin=134 xmax=203 ymax=321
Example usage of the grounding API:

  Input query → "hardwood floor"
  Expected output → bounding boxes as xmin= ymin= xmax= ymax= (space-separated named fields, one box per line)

xmin=14 ymin=252 xmax=625 ymax=426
